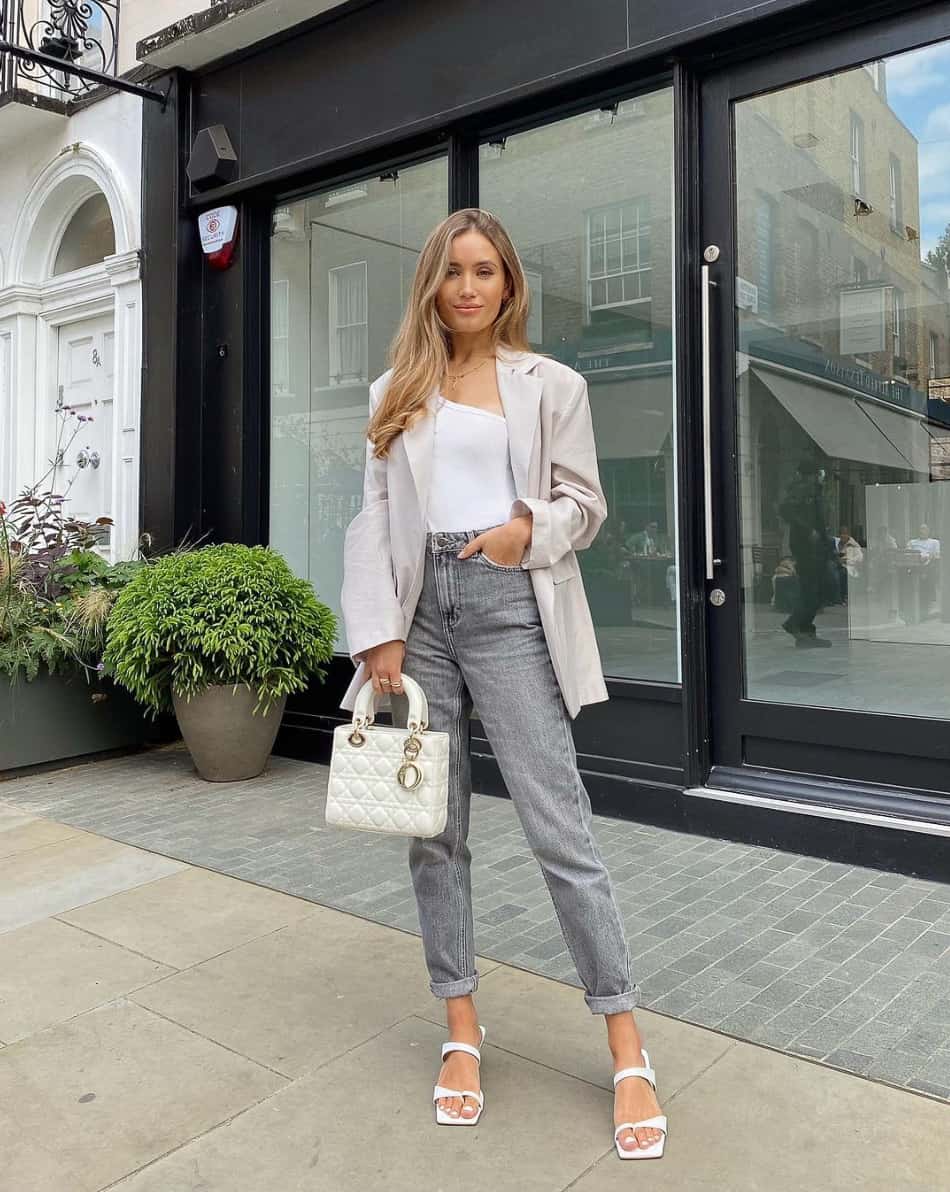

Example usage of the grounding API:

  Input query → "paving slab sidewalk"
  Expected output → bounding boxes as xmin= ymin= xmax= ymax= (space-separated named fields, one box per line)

xmin=0 ymin=808 xmax=947 ymax=1191
xmin=4 ymin=743 xmax=950 ymax=1100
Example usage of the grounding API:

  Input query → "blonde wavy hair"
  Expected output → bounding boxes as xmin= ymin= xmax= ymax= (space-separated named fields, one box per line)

xmin=366 ymin=208 xmax=543 ymax=459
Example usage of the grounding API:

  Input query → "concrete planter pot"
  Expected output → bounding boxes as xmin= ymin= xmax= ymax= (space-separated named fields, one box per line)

xmin=171 ymin=684 xmax=287 ymax=782
xmin=0 ymin=669 xmax=159 ymax=773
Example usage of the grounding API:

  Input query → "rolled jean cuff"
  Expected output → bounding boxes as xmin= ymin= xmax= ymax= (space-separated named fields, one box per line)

xmin=585 ymin=984 xmax=641 ymax=1015
xmin=430 ymin=970 xmax=480 ymax=999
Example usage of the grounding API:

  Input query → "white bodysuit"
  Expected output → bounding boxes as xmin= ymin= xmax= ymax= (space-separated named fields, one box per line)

xmin=425 ymin=395 xmax=518 ymax=532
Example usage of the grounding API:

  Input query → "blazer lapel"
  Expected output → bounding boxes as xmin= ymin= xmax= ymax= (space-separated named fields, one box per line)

xmin=498 ymin=353 xmax=543 ymax=498
xmin=402 ymin=349 xmax=543 ymax=524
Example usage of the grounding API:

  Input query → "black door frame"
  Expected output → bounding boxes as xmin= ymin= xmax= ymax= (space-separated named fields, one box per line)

xmin=698 ymin=2 xmax=950 ymax=795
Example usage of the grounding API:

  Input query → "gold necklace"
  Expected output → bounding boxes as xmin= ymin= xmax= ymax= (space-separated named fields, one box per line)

xmin=445 ymin=354 xmax=495 ymax=392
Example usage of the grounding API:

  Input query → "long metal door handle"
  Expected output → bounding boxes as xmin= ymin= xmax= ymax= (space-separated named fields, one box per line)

xmin=701 ymin=258 xmax=719 ymax=581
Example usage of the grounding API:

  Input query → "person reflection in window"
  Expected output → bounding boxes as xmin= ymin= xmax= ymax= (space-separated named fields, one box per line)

xmin=626 ymin=521 xmax=658 ymax=556
xmin=869 ymin=525 xmax=898 ymax=622
xmin=907 ymin=523 xmax=940 ymax=561
xmin=778 ymin=458 xmax=834 ymax=647
xmin=907 ymin=523 xmax=940 ymax=614
xmin=834 ymin=524 xmax=864 ymax=604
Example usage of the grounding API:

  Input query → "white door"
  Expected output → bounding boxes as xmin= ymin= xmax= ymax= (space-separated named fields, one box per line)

xmin=54 ymin=314 xmax=115 ymax=553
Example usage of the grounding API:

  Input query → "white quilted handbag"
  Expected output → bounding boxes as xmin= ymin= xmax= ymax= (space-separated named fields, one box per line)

xmin=326 ymin=674 xmax=449 ymax=837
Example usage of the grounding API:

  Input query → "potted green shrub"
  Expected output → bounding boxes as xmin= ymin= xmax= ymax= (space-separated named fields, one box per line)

xmin=103 ymin=543 xmax=336 ymax=781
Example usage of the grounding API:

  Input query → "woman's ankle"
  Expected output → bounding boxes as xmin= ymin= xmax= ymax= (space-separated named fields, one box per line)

xmin=605 ymin=1010 xmax=643 ymax=1061
xmin=445 ymin=994 xmax=479 ymax=1035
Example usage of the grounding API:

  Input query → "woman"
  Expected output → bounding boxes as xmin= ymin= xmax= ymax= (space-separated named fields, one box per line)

xmin=340 ymin=208 xmax=666 ymax=1160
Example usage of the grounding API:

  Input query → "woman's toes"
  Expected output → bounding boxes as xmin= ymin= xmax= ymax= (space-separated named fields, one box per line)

xmin=461 ymin=1098 xmax=477 ymax=1116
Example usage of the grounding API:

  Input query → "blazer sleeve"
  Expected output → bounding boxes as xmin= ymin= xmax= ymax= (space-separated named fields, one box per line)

xmin=340 ymin=381 xmax=406 ymax=665
xmin=509 ymin=373 xmax=608 ymax=569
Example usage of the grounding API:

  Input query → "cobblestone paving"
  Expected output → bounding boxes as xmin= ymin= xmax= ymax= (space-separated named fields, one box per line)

xmin=3 ymin=743 xmax=950 ymax=1101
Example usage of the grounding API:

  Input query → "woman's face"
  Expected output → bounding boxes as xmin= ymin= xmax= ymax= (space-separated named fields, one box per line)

xmin=435 ymin=230 xmax=510 ymax=339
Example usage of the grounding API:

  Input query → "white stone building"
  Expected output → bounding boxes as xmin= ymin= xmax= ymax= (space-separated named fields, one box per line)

xmin=0 ymin=1 xmax=205 ymax=559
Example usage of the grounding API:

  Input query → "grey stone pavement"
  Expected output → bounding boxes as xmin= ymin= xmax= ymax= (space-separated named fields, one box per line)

xmin=3 ymin=741 xmax=950 ymax=1108
xmin=2 ymin=800 xmax=949 ymax=1191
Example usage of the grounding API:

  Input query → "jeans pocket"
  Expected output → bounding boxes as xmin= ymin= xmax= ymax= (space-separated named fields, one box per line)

xmin=476 ymin=550 xmax=524 ymax=573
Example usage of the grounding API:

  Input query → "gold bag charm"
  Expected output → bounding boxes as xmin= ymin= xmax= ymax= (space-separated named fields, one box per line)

xmin=397 ymin=731 xmax=424 ymax=790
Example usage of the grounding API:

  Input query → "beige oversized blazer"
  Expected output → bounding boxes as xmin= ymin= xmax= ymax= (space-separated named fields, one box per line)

xmin=339 ymin=343 xmax=610 ymax=719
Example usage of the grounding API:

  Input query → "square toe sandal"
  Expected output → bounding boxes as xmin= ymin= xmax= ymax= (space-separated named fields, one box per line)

xmin=613 ymin=1046 xmax=668 ymax=1160
xmin=433 ymin=1024 xmax=486 ymax=1126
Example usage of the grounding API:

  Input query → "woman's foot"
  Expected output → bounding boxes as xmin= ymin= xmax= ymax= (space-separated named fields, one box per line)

xmin=436 ymin=1022 xmax=483 ymax=1120
xmin=613 ymin=1064 xmax=664 ymax=1152
xmin=606 ymin=1011 xmax=665 ymax=1153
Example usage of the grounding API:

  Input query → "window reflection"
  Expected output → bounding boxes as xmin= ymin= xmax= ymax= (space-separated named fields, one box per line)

xmin=481 ymin=88 xmax=680 ymax=683
xmin=735 ymin=41 xmax=950 ymax=718
xmin=268 ymin=159 xmax=449 ymax=643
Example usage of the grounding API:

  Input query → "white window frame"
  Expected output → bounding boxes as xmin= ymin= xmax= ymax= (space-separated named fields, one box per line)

xmin=271 ymin=279 xmax=290 ymax=396
xmin=755 ymin=193 xmax=777 ymax=320
xmin=328 ymin=261 xmax=368 ymax=386
xmin=850 ymin=112 xmax=865 ymax=198
xmin=523 ymin=268 xmax=543 ymax=345
xmin=893 ymin=287 xmax=904 ymax=362
xmin=888 ymin=155 xmax=902 ymax=234
xmin=862 ymin=61 xmax=880 ymax=90
xmin=585 ymin=200 xmax=652 ymax=322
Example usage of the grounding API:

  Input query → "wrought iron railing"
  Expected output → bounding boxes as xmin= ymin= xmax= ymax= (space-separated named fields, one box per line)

xmin=1 ymin=0 xmax=118 ymax=98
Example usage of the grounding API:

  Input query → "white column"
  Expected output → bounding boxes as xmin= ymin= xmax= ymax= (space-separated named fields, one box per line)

xmin=105 ymin=250 xmax=142 ymax=562
xmin=0 ymin=285 xmax=42 ymax=502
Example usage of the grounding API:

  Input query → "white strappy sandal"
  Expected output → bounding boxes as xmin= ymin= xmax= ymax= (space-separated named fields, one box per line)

xmin=613 ymin=1046 xmax=668 ymax=1159
xmin=432 ymin=1024 xmax=486 ymax=1126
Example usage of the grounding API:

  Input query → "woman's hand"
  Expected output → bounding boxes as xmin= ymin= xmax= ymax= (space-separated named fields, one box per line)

xmin=457 ymin=514 xmax=533 ymax=567
xmin=364 ymin=639 xmax=406 ymax=696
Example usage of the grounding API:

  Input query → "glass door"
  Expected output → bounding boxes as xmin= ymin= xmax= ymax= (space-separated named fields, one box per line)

xmin=701 ymin=25 xmax=950 ymax=791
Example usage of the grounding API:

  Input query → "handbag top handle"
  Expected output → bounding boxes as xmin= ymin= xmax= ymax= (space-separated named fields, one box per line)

xmin=352 ymin=672 xmax=429 ymax=731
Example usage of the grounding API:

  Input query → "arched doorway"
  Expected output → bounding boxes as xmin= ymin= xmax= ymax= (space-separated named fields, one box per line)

xmin=51 ymin=193 xmax=118 ymax=546
xmin=3 ymin=145 xmax=141 ymax=560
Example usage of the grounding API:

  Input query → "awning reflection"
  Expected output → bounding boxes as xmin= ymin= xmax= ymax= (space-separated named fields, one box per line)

xmin=589 ymin=371 xmax=674 ymax=460
xmin=751 ymin=364 xmax=927 ymax=473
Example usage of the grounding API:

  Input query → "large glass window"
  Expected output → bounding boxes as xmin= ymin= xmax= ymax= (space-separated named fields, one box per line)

xmin=734 ymin=39 xmax=950 ymax=718
xmin=480 ymin=88 xmax=679 ymax=682
xmin=268 ymin=158 xmax=448 ymax=650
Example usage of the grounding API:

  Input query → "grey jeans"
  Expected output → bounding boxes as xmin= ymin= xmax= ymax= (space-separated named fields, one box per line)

xmin=390 ymin=526 xmax=640 ymax=1015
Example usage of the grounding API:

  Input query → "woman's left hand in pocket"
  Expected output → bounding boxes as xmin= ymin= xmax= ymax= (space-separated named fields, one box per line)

xmin=457 ymin=515 xmax=532 ymax=566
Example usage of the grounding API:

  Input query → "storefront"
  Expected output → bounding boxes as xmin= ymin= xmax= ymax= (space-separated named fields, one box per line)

xmin=139 ymin=0 xmax=950 ymax=876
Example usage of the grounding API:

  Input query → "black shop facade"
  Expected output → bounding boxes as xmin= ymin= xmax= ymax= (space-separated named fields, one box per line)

xmin=138 ymin=0 xmax=950 ymax=878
